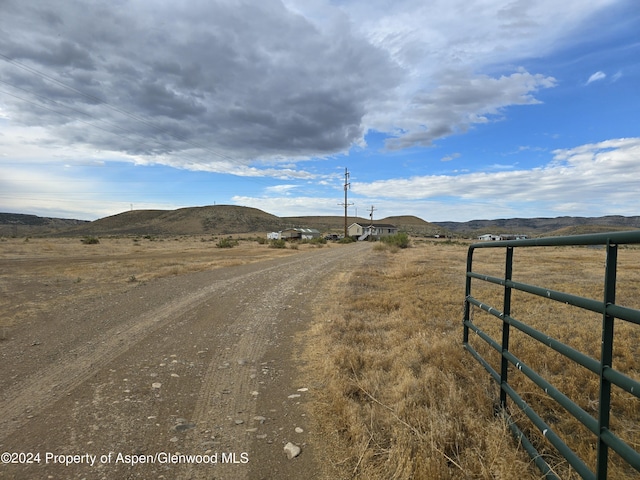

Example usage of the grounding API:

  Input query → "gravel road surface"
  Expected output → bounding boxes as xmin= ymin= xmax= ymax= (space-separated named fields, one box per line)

xmin=0 ymin=242 xmax=371 ymax=479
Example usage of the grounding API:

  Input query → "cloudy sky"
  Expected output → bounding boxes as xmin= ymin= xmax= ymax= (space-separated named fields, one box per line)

xmin=1 ymin=0 xmax=638 ymax=222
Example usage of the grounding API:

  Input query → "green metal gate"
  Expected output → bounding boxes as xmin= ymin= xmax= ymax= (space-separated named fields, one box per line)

xmin=463 ymin=230 xmax=640 ymax=479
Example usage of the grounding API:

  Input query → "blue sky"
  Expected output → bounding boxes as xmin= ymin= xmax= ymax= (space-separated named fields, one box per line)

xmin=1 ymin=0 xmax=639 ymax=222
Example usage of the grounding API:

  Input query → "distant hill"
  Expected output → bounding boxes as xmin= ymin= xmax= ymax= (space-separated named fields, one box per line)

xmin=0 ymin=212 xmax=88 ymax=236
xmin=433 ymin=215 xmax=640 ymax=236
xmin=62 ymin=205 xmax=287 ymax=236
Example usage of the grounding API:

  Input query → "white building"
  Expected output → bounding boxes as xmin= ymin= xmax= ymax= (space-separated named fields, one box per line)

xmin=478 ymin=233 xmax=528 ymax=241
xmin=267 ymin=228 xmax=321 ymax=241
xmin=348 ymin=222 xmax=398 ymax=240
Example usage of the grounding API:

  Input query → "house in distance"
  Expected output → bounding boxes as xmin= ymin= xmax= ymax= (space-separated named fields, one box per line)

xmin=348 ymin=222 xmax=398 ymax=241
xmin=267 ymin=228 xmax=321 ymax=240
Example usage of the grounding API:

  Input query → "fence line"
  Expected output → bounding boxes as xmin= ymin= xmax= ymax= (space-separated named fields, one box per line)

xmin=463 ymin=230 xmax=640 ymax=479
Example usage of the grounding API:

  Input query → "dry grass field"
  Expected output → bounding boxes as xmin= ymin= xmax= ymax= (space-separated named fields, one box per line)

xmin=0 ymin=235 xmax=302 ymax=335
xmin=304 ymin=239 xmax=640 ymax=479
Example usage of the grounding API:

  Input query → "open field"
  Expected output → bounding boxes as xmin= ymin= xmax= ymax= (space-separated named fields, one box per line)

xmin=0 ymin=235 xmax=302 ymax=333
xmin=1 ymin=235 xmax=639 ymax=478
xmin=303 ymin=239 xmax=640 ymax=479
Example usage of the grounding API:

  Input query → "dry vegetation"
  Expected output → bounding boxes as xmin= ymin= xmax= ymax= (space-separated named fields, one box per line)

xmin=304 ymin=240 xmax=640 ymax=479
xmin=0 ymin=235 xmax=305 ymax=332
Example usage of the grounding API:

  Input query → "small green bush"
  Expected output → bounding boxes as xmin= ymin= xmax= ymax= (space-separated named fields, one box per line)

xmin=269 ymin=239 xmax=286 ymax=249
xmin=81 ymin=236 xmax=100 ymax=245
xmin=381 ymin=232 xmax=410 ymax=249
xmin=216 ymin=238 xmax=239 ymax=248
xmin=338 ymin=236 xmax=356 ymax=244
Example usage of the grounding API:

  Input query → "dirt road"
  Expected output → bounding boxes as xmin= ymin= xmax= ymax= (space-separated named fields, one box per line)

xmin=0 ymin=242 xmax=371 ymax=479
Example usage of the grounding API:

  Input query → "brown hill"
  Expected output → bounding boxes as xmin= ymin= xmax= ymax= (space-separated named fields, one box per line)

xmin=58 ymin=207 xmax=440 ymax=237
xmin=63 ymin=205 xmax=287 ymax=236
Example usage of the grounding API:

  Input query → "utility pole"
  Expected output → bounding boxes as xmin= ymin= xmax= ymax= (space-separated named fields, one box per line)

xmin=338 ymin=168 xmax=353 ymax=238
xmin=368 ymin=205 xmax=376 ymax=239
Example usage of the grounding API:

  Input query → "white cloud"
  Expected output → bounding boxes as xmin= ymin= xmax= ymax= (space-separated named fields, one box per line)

xmin=265 ymin=184 xmax=299 ymax=195
xmin=349 ymin=137 xmax=640 ymax=215
xmin=441 ymin=153 xmax=461 ymax=162
xmin=586 ymin=71 xmax=607 ymax=84
xmin=381 ymin=69 xmax=556 ymax=149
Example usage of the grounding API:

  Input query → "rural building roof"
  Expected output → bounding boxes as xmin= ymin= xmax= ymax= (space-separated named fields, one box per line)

xmin=350 ymin=222 xmax=397 ymax=228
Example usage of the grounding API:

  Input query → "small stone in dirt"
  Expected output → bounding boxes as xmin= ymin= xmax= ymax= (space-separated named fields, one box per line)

xmin=171 ymin=373 xmax=180 ymax=377
xmin=169 ymin=437 xmax=179 ymax=443
xmin=295 ymin=427 xmax=304 ymax=434
xmin=174 ymin=423 xmax=196 ymax=432
xmin=234 ymin=419 xmax=244 ymax=425
xmin=250 ymin=391 xmax=259 ymax=396
xmin=284 ymin=442 xmax=301 ymax=459
xmin=297 ymin=387 xmax=309 ymax=392
xmin=152 ymin=382 xmax=162 ymax=389
xmin=288 ymin=394 xmax=301 ymax=399
xmin=253 ymin=416 xmax=266 ymax=424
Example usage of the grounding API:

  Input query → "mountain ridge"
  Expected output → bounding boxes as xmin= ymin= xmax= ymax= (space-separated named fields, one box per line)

xmin=1 ymin=207 xmax=639 ymax=237
xmin=433 ymin=215 xmax=640 ymax=235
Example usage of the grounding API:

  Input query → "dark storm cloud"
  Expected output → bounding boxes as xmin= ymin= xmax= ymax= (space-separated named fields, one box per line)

xmin=0 ymin=0 xmax=400 ymax=163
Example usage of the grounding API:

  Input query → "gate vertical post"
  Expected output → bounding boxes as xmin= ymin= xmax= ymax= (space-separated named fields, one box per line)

xmin=463 ymin=247 xmax=474 ymax=345
xmin=500 ymin=246 xmax=514 ymax=408
xmin=596 ymin=240 xmax=618 ymax=479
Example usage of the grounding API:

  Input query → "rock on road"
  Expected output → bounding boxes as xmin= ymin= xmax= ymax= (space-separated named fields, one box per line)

xmin=0 ymin=242 xmax=372 ymax=479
